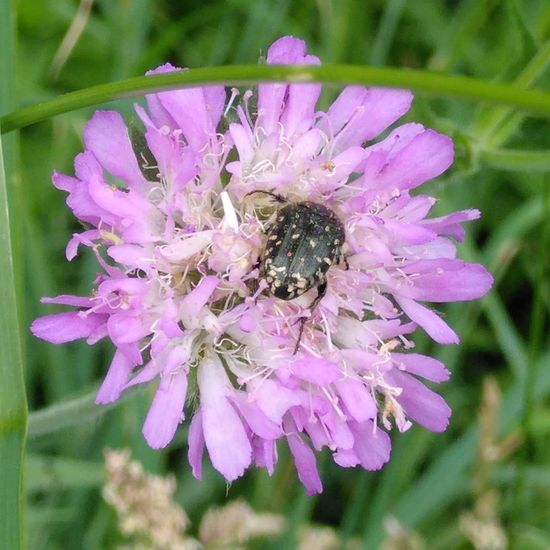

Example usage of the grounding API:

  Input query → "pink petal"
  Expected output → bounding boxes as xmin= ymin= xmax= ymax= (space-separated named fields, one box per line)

xmin=323 ymin=408 xmax=354 ymax=449
xmin=143 ymin=369 xmax=188 ymax=448
xmin=380 ymin=219 xmax=437 ymax=245
xmin=280 ymin=55 xmax=321 ymax=136
xmin=423 ymin=209 xmax=481 ymax=241
xmin=319 ymin=86 xmax=369 ymax=136
xmin=188 ymin=409 xmax=205 ymax=480
xmin=144 ymin=63 xmax=181 ymax=129
xmin=378 ymin=130 xmax=454 ymax=191
xmin=158 ymin=231 xmax=213 ymax=262
xmin=358 ymin=122 xmax=426 ymax=174
xmin=350 ymin=421 xmax=392 ymax=470
xmin=267 ymin=35 xmax=307 ymax=63
xmin=387 ymin=370 xmax=451 ymax=432
xmin=127 ymin=340 xmax=192 ymax=388
xmin=402 ymin=260 xmax=494 ymax=302
xmin=203 ymin=85 xmax=227 ymax=130
xmin=95 ymin=349 xmax=136 ymax=404
xmin=107 ymin=313 xmax=151 ymax=345
xmin=155 ymin=85 xmax=224 ymax=151
xmin=198 ymin=356 xmax=252 ymax=482
xmin=291 ymin=356 xmax=342 ymax=386
xmin=66 ymin=229 xmax=100 ymax=260
xmin=332 ymin=87 xmax=413 ymax=153
xmin=41 ymin=294 xmax=95 ymax=308
xmin=258 ymin=36 xmax=308 ymax=135
xmin=180 ymin=275 xmax=219 ymax=320
xmin=396 ymin=296 xmax=459 ymax=344
xmin=107 ymin=244 xmax=147 ymax=267
xmin=83 ymin=111 xmax=146 ymax=192
xmin=31 ymin=311 xmax=105 ymax=344
xmin=335 ymin=377 xmax=377 ymax=422
xmin=249 ymin=379 xmax=302 ymax=424
xmin=231 ymin=395 xmax=282 ymax=440
xmin=253 ymin=438 xmax=277 ymax=475
xmin=284 ymin=415 xmax=323 ymax=495
xmin=391 ymin=353 xmax=450 ymax=383
xmin=229 ymin=123 xmax=255 ymax=166
xmin=333 ymin=448 xmax=360 ymax=467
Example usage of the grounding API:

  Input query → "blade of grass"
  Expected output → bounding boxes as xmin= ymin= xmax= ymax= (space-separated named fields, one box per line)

xmin=513 ymin=175 xmax=550 ymax=521
xmin=0 ymin=1 xmax=27 ymax=548
xmin=3 ymin=64 xmax=550 ymax=135
xmin=429 ymin=0 xmax=500 ymax=71
xmin=109 ymin=0 xmax=153 ymax=80
xmin=368 ymin=0 xmax=406 ymax=66
xmin=0 ymin=131 xmax=27 ymax=550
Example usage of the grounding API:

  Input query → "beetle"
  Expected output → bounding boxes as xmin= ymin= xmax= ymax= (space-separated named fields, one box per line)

xmin=247 ymin=191 xmax=346 ymax=353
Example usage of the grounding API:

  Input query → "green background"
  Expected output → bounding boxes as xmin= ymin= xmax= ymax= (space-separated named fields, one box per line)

xmin=2 ymin=0 xmax=550 ymax=548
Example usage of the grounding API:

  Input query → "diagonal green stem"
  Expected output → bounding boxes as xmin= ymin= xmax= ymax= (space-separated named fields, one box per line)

xmin=2 ymin=64 xmax=550 ymax=134
xmin=480 ymin=148 xmax=550 ymax=172
xmin=28 ymin=385 xmax=146 ymax=438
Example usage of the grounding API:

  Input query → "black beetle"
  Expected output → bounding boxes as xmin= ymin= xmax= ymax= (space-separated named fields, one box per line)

xmin=247 ymin=192 xmax=346 ymax=352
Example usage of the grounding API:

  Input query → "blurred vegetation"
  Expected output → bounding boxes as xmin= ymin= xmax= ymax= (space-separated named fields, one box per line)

xmin=2 ymin=0 xmax=550 ymax=548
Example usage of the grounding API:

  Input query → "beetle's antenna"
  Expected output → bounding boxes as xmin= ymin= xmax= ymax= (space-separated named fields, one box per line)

xmin=244 ymin=190 xmax=286 ymax=203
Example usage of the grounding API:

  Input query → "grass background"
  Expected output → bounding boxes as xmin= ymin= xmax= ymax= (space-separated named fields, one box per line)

xmin=2 ymin=0 xmax=550 ymax=548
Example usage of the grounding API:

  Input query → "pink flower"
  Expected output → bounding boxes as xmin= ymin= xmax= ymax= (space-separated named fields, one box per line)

xmin=31 ymin=36 xmax=492 ymax=494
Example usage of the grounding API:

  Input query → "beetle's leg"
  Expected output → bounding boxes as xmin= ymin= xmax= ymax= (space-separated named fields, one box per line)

xmin=309 ymin=280 xmax=327 ymax=312
xmin=293 ymin=281 xmax=327 ymax=355
xmin=245 ymin=259 xmax=263 ymax=301
xmin=247 ymin=272 xmax=260 ymax=297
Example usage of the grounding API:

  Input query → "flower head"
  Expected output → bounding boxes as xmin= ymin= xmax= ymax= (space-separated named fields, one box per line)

xmin=32 ymin=36 xmax=492 ymax=494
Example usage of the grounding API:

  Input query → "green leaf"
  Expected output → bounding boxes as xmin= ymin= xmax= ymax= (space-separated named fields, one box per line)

xmin=3 ymin=64 xmax=550 ymax=135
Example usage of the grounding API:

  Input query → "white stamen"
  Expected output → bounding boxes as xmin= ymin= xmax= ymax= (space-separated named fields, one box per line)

xmin=223 ymin=88 xmax=240 ymax=118
xmin=220 ymin=191 xmax=239 ymax=231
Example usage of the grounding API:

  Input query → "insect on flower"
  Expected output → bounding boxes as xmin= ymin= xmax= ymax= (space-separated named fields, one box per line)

xmin=31 ymin=35 xmax=494 ymax=495
xmin=247 ymin=191 xmax=346 ymax=352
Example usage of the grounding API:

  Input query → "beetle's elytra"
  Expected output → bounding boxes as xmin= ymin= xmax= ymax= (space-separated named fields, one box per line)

xmin=260 ymin=201 xmax=345 ymax=302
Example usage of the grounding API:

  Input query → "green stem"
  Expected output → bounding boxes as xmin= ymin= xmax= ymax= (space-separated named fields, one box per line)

xmin=3 ymin=64 xmax=550 ymax=134
xmin=28 ymin=386 xmax=146 ymax=438
xmin=480 ymin=148 xmax=550 ymax=172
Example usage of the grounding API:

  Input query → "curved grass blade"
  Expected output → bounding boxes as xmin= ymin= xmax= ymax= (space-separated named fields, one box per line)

xmin=3 ymin=64 xmax=550 ymax=135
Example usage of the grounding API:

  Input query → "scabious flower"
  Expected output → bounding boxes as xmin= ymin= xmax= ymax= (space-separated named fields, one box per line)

xmin=32 ymin=36 xmax=493 ymax=494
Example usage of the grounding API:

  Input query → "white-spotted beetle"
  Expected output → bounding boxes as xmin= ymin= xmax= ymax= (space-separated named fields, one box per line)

xmin=247 ymin=191 xmax=346 ymax=352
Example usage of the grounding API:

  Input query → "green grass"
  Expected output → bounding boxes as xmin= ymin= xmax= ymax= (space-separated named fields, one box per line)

xmin=3 ymin=0 xmax=550 ymax=548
